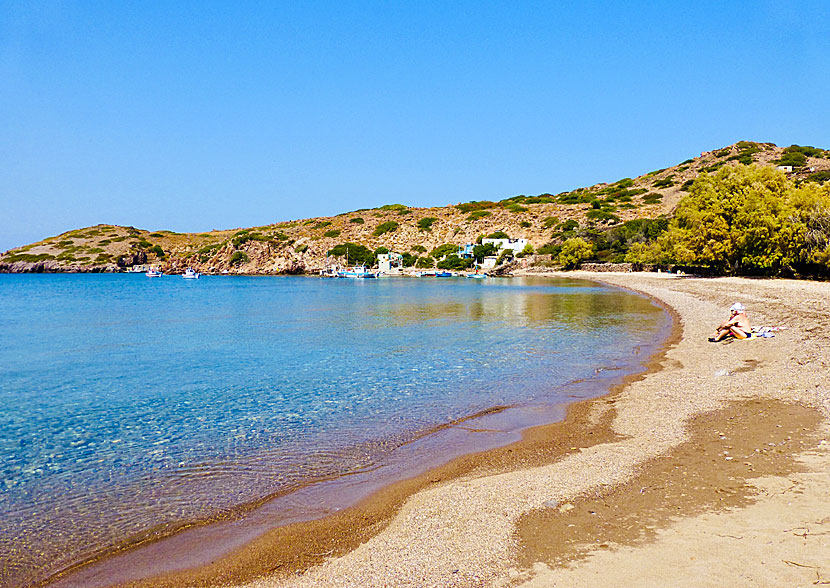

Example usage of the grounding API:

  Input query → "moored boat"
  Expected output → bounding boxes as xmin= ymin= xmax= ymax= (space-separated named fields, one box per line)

xmin=145 ymin=268 xmax=163 ymax=277
xmin=337 ymin=265 xmax=378 ymax=278
xmin=182 ymin=267 xmax=200 ymax=279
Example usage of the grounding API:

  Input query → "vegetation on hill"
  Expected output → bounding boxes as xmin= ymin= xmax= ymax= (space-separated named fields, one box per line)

xmin=3 ymin=141 xmax=830 ymax=276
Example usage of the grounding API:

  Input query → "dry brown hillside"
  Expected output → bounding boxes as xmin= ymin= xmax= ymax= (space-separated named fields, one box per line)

xmin=2 ymin=141 xmax=828 ymax=274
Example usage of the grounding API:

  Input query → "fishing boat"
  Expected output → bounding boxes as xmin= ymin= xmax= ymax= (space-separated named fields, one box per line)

xmin=466 ymin=271 xmax=487 ymax=279
xmin=145 ymin=268 xmax=163 ymax=278
xmin=435 ymin=271 xmax=454 ymax=277
xmin=182 ymin=267 xmax=200 ymax=279
xmin=337 ymin=265 xmax=378 ymax=278
xmin=415 ymin=270 xmax=436 ymax=277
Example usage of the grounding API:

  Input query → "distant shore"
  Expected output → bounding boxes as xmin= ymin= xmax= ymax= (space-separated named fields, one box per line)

xmin=52 ymin=273 xmax=830 ymax=588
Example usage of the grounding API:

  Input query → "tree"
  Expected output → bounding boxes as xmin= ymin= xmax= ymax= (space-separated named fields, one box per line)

xmin=558 ymin=238 xmax=593 ymax=269
xmin=328 ymin=242 xmax=375 ymax=266
xmin=472 ymin=243 xmax=498 ymax=261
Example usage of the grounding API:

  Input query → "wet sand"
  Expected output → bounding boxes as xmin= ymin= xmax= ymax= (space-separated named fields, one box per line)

xmin=61 ymin=274 xmax=830 ymax=587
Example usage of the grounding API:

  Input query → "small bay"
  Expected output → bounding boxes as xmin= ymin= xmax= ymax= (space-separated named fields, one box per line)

xmin=0 ymin=274 xmax=669 ymax=587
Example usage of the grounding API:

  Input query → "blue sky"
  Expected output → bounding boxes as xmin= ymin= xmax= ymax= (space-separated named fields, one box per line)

xmin=1 ymin=1 xmax=828 ymax=251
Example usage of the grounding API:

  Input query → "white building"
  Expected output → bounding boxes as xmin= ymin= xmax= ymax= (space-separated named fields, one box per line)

xmin=481 ymin=238 xmax=528 ymax=253
xmin=481 ymin=256 xmax=499 ymax=269
xmin=777 ymin=165 xmax=793 ymax=173
xmin=378 ymin=252 xmax=403 ymax=273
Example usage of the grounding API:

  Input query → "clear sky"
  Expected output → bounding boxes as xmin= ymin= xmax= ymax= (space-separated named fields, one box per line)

xmin=2 ymin=1 xmax=828 ymax=251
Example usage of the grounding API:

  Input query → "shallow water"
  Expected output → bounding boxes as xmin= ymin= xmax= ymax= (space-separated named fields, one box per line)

xmin=0 ymin=274 xmax=669 ymax=587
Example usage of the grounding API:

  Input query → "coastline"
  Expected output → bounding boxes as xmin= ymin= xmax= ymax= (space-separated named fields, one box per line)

xmin=38 ymin=277 xmax=668 ymax=588
xmin=237 ymin=273 xmax=829 ymax=587
xmin=49 ymin=273 xmax=830 ymax=587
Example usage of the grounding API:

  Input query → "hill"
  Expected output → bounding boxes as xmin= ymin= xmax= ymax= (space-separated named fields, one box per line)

xmin=2 ymin=141 xmax=829 ymax=274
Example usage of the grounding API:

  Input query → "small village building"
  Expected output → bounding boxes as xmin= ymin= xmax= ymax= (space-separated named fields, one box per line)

xmin=457 ymin=244 xmax=476 ymax=259
xmin=481 ymin=256 xmax=499 ymax=269
xmin=378 ymin=252 xmax=403 ymax=273
xmin=777 ymin=165 xmax=793 ymax=173
xmin=482 ymin=238 xmax=528 ymax=253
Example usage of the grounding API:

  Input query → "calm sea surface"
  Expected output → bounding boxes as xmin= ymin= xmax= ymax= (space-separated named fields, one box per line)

xmin=0 ymin=274 xmax=669 ymax=587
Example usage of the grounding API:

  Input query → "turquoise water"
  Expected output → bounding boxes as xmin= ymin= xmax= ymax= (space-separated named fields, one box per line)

xmin=0 ymin=274 xmax=668 ymax=587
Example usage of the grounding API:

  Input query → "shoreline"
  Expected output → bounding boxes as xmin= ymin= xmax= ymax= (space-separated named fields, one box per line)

xmin=240 ymin=273 xmax=829 ymax=587
xmin=42 ymin=273 xmax=830 ymax=587
xmin=39 ymin=277 xmax=669 ymax=588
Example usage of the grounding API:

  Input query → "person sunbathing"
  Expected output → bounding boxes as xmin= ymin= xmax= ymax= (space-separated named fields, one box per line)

xmin=709 ymin=302 xmax=751 ymax=342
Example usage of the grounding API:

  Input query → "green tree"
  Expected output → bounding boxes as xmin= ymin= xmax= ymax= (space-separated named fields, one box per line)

xmin=328 ymin=242 xmax=375 ymax=266
xmin=472 ymin=243 xmax=499 ymax=261
xmin=558 ymin=238 xmax=593 ymax=269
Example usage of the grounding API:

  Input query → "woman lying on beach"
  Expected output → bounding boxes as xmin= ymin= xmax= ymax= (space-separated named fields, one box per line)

xmin=709 ymin=302 xmax=751 ymax=342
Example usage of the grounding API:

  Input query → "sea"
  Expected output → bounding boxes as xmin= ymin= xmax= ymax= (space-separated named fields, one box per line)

xmin=0 ymin=274 xmax=670 ymax=587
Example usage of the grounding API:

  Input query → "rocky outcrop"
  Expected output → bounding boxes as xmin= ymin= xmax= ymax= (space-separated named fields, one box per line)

xmin=0 ymin=260 xmax=119 ymax=273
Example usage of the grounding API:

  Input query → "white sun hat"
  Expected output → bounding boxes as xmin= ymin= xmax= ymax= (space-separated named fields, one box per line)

xmin=730 ymin=302 xmax=746 ymax=313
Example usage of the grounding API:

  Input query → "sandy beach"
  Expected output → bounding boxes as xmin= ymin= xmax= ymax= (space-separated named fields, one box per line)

xmin=92 ymin=273 xmax=830 ymax=588
xmin=230 ymin=273 xmax=829 ymax=588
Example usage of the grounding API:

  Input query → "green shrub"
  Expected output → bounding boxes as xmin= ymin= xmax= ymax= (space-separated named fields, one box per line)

xmin=586 ymin=209 xmax=621 ymax=223
xmin=430 ymin=243 xmax=458 ymax=258
xmin=323 ymin=229 xmax=341 ymax=238
xmin=537 ymin=242 xmax=562 ymax=256
xmin=542 ymin=216 xmax=559 ymax=229
xmin=230 ymin=251 xmax=249 ymax=265
xmin=397 ymin=209 xmax=412 ymax=216
xmin=805 ymin=171 xmax=830 ymax=184
xmin=472 ymin=243 xmax=499 ymax=261
xmin=680 ymin=179 xmax=695 ymax=192
xmin=505 ymin=203 xmax=527 ymax=213
xmin=415 ymin=256 xmax=434 ymax=268
xmin=149 ymin=245 xmax=165 ymax=258
xmin=349 ymin=217 xmax=365 ymax=224
xmin=411 ymin=245 xmax=427 ymax=253
xmin=487 ymin=231 xmax=509 ymax=239
xmin=519 ymin=220 xmax=531 ymax=228
xmin=328 ymin=242 xmax=374 ymax=266
xmin=295 ymin=243 xmax=309 ymax=253
xmin=516 ymin=243 xmax=535 ymax=258
xmin=272 ymin=231 xmax=289 ymax=241
xmin=777 ymin=150 xmax=807 ymax=168
xmin=557 ymin=190 xmax=594 ymax=205
xmin=417 ymin=217 xmax=437 ymax=231
xmin=149 ymin=232 xmax=164 ymax=238
xmin=379 ymin=203 xmax=408 ymax=212
xmin=456 ymin=200 xmax=496 ymax=213
xmin=401 ymin=253 xmax=417 ymax=267
xmin=642 ymin=192 xmax=663 ymax=204
xmin=558 ymin=219 xmax=579 ymax=232
xmin=374 ymin=246 xmax=389 ymax=255
xmin=313 ymin=221 xmax=332 ymax=229
xmin=437 ymin=255 xmax=473 ymax=270
xmin=558 ymin=238 xmax=593 ymax=269
xmin=653 ymin=176 xmax=675 ymax=188
xmin=784 ymin=144 xmax=823 ymax=158
xmin=373 ymin=221 xmax=399 ymax=236
xmin=4 ymin=253 xmax=56 ymax=263
xmin=231 ymin=231 xmax=269 ymax=247
xmin=467 ymin=210 xmax=491 ymax=221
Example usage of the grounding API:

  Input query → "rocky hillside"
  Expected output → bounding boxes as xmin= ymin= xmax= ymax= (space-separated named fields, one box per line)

xmin=3 ymin=141 xmax=829 ymax=274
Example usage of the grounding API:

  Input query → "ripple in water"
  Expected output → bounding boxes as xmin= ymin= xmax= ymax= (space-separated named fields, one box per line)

xmin=0 ymin=275 xmax=669 ymax=587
